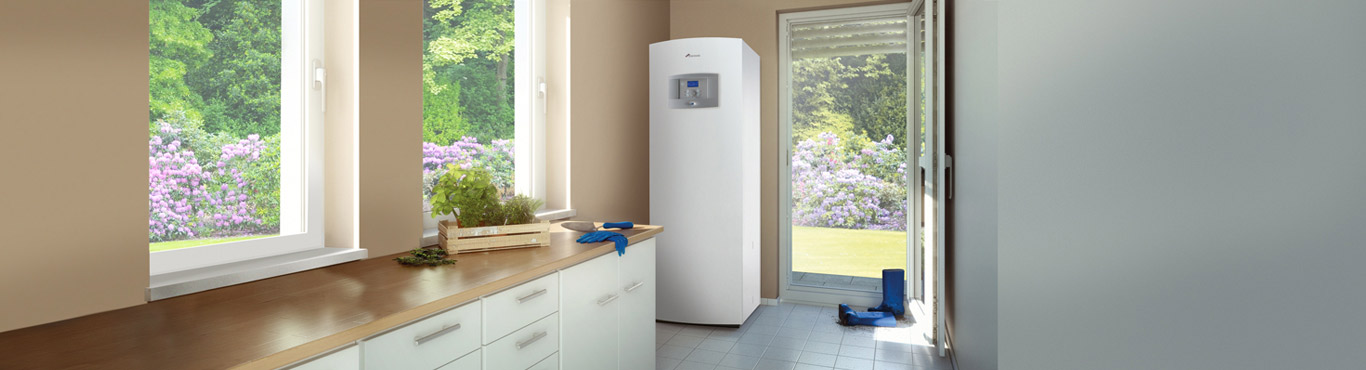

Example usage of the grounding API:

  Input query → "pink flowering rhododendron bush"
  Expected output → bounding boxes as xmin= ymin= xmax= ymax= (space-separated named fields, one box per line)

xmin=422 ymin=137 xmax=515 ymax=204
xmin=791 ymin=132 xmax=908 ymax=231
xmin=149 ymin=115 xmax=280 ymax=242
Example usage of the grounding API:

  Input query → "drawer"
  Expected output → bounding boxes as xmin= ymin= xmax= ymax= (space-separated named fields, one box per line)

xmin=482 ymin=272 xmax=559 ymax=344
xmin=281 ymin=344 xmax=359 ymax=370
xmin=435 ymin=348 xmax=480 ymax=370
xmin=485 ymin=313 xmax=559 ymax=370
xmin=527 ymin=352 xmax=559 ymax=370
xmin=362 ymin=300 xmax=481 ymax=370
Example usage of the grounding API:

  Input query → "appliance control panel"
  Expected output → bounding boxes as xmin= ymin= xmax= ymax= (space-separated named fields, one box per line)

xmin=669 ymin=73 xmax=719 ymax=109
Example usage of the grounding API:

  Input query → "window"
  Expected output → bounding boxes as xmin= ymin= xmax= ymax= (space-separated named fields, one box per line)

xmin=421 ymin=0 xmax=546 ymax=222
xmin=148 ymin=0 xmax=325 ymax=275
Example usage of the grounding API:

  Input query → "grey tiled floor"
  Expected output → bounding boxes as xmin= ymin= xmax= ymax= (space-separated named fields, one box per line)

xmin=791 ymin=272 xmax=885 ymax=292
xmin=656 ymin=303 xmax=954 ymax=370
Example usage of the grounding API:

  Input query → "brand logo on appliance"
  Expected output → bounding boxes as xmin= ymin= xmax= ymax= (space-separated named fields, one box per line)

xmin=684 ymin=53 xmax=702 ymax=58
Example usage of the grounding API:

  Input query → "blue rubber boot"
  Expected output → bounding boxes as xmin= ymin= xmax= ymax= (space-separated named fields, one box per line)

xmin=839 ymin=304 xmax=897 ymax=327
xmin=868 ymin=269 xmax=906 ymax=316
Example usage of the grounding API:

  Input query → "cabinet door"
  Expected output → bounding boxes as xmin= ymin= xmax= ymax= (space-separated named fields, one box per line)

xmin=283 ymin=344 xmax=359 ymax=370
xmin=618 ymin=239 xmax=657 ymax=370
xmin=559 ymin=253 xmax=620 ymax=370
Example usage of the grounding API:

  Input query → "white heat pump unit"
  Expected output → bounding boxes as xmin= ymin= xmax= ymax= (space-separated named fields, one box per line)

xmin=650 ymin=38 xmax=760 ymax=326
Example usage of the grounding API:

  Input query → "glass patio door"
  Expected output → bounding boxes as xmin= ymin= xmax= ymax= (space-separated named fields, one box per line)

xmin=779 ymin=3 xmax=919 ymax=305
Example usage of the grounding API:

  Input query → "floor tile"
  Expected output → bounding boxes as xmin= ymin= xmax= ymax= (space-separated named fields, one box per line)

xmin=753 ymin=359 xmax=798 ymax=370
xmin=769 ymin=337 xmax=807 ymax=350
xmin=729 ymin=343 xmax=768 ymax=357
xmin=667 ymin=334 xmax=708 ymax=348
xmin=838 ymin=345 xmax=876 ymax=360
xmin=834 ymin=356 xmax=875 ymax=370
xmin=802 ymin=341 xmax=842 ymax=355
xmin=872 ymin=361 xmax=913 ymax=370
xmin=794 ymin=364 xmax=834 ymax=370
xmin=675 ymin=360 xmax=719 ymax=370
xmin=737 ymin=333 xmax=776 ymax=345
xmin=760 ymin=347 xmax=802 ymax=362
xmin=698 ymin=338 xmax=738 ymax=352
xmin=718 ymin=353 xmax=761 ymax=369
xmin=686 ymin=349 xmax=728 ymax=365
xmin=658 ymin=356 xmax=682 ymax=370
xmin=797 ymin=351 xmax=839 ymax=367
xmin=873 ymin=349 xmax=912 ymax=364
xmin=659 ymin=344 xmax=696 ymax=360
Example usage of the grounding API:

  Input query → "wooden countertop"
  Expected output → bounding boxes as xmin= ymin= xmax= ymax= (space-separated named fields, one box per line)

xmin=0 ymin=224 xmax=663 ymax=370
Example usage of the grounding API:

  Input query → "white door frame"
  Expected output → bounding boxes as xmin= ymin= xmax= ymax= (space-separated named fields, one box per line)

xmin=777 ymin=1 xmax=921 ymax=308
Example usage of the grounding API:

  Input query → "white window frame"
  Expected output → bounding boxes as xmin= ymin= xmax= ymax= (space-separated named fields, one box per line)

xmin=515 ymin=0 xmax=548 ymax=203
xmin=150 ymin=0 xmax=328 ymax=276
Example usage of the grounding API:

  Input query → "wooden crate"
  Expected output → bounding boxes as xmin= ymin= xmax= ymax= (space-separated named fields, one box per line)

xmin=439 ymin=219 xmax=551 ymax=254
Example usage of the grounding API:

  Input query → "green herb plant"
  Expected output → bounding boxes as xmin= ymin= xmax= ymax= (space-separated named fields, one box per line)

xmin=429 ymin=165 xmax=545 ymax=227
xmin=430 ymin=166 xmax=503 ymax=227
xmin=394 ymin=247 xmax=457 ymax=266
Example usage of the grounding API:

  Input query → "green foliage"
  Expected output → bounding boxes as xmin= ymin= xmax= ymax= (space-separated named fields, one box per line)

xmin=394 ymin=247 xmax=458 ymax=266
xmin=241 ymin=134 xmax=282 ymax=229
xmin=149 ymin=0 xmax=213 ymax=124
xmin=502 ymin=195 xmax=544 ymax=225
xmin=430 ymin=167 xmax=504 ymax=227
xmin=423 ymin=79 xmax=468 ymax=146
xmin=424 ymin=0 xmax=516 ymax=143
xmin=791 ymin=53 xmax=909 ymax=149
xmin=191 ymin=0 xmax=283 ymax=137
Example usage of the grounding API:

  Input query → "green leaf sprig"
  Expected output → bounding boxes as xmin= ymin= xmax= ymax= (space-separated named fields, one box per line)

xmin=394 ymin=247 xmax=458 ymax=266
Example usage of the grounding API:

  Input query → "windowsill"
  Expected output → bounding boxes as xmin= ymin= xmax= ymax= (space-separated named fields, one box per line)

xmin=421 ymin=208 xmax=576 ymax=247
xmin=147 ymin=247 xmax=367 ymax=301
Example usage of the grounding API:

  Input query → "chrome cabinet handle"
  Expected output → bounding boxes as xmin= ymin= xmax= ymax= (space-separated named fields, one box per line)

xmin=596 ymin=294 xmax=620 ymax=306
xmin=624 ymin=281 xmax=645 ymax=293
xmin=414 ymin=323 xmax=461 ymax=346
xmin=516 ymin=331 xmax=548 ymax=349
xmin=517 ymin=288 xmax=548 ymax=303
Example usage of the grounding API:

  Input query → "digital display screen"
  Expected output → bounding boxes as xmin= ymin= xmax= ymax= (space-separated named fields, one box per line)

xmin=687 ymin=81 xmax=699 ymax=88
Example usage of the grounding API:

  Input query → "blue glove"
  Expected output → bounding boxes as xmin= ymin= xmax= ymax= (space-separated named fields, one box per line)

xmin=602 ymin=221 xmax=634 ymax=230
xmin=576 ymin=230 xmax=630 ymax=256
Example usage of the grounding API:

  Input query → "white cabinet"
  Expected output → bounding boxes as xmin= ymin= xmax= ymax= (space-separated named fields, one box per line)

xmin=435 ymin=349 xmax=480 ymax=370
xmin=560 ymin=252 xmax=621 ymax=370
xmin=284 ymin=344 xmax=360 ymax=370
xmin=560 ymin=239 xmax=658 ymax=370
xmin=618 ymin=239 xmax=657 ymax=370
xmin=482 ymin=273 xmax=559 ymax=344
xmin=362 ymin=300 xmax=482 ymax=370
xmin=484 ymin=313 xmax=559 ymax=370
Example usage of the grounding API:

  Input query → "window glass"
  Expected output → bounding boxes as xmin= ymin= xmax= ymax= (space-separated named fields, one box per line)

xmin=422 ymin=0 xmax=517 ymax=204
xmin=149 ymin=0 xmax=283 ymax=252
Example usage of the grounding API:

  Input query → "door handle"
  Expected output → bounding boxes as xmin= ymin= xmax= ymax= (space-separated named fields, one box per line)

xmin=517 ymin=288 xmax=548 ymax=303
xmin=413 ymin=323 xmax=461 ymax=346
xmin=624 ymin=281 xmax=645 ymax=293
xmin=596 ymin=294 xmax=620 ymax=306
xmin=516 ymin=331 xmax=548 ymax=349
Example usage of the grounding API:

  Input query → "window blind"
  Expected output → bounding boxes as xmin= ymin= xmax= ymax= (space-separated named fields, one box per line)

xmin=789 ymin=17 xmax=908 ymax=59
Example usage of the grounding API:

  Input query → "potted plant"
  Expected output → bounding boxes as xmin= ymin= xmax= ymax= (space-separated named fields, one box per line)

xmin=429 ymin=166 xmax=549 ymax=253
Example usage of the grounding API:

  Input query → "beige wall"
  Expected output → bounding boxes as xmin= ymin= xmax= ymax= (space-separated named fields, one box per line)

xmin=669 ymin=0 xmax=906 ymax=298
xmin=326 ymin=0 xmax=359 ymax=250
xmin=562 ymin=0 xmax=671 ymax=222
xmin=0 ymin=0 xmax=150 ymax=332
xmin=358 ymin=0 xmax=423 ymax=257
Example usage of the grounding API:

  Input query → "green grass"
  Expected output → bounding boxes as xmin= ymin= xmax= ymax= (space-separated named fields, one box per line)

xmin=149 ymin=234 xmax=276 ymax=252
xmin=792 ymin=226 xmax=907 ymax=279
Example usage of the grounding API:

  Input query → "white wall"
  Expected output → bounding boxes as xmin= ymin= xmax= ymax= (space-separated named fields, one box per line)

xmin=947 ymin=0 xmax=997 ymax=369
xmin=994 ymin=1 xmax=1366 ymax=369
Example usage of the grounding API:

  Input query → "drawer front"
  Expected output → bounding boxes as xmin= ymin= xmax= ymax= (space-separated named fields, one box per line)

xmin=362 ymin=300 xmax=481 ymax=370
xmin=485 ymin=313 xmax=559 ymax=370
xmin=282 ymin=344 xmax=359 ymax=370
xmin=482 ymin=272 xmax=560 ymax=344
xmin=527 ymin=352 xmax=559 ymax=370
xmin=434 ymin=348 xmax=480 ymax=370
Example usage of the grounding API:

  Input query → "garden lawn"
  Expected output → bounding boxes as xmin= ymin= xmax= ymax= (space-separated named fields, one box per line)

xmin=150 ymin=234 xmax=275 ymax=252
xmin=792 ymin=226 xmax=907 ymax=279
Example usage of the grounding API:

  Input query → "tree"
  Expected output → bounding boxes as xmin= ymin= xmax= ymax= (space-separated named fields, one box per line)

xmin=190 ymin=0 xmax=283 ymax=137
xmin=424 ymin=79 xmax=468 ymax=145
xmin=149 ymin=0 xmax=213 ymax=126
xmin=423 ymin=0 xmax=516 ymax=142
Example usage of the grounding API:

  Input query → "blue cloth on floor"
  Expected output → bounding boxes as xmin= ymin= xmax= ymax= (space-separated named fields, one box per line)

xmin=602 ymin=221 xmax=634 ymax=230
xmin=868 ymin=269 xmax=906 ymax=316
xmin=576 ymin=230 xmax=629 ymax=256
xmin=839 ymin=304 xmax=896 ymax=327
